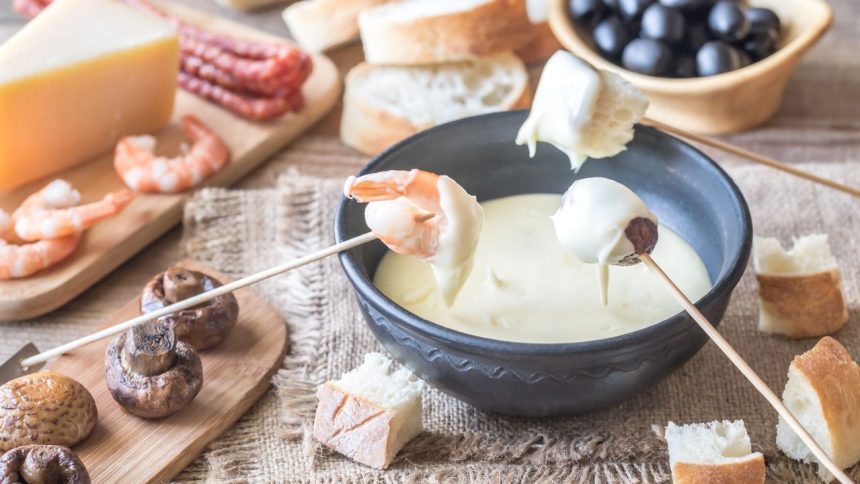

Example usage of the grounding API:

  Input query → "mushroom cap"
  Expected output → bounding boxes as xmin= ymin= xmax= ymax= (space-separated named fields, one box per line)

xmin=140 ymin=268 xmax=239 ymax=351
xmin=0 ymin=445 xmax=90 ymax=484
xmin=0 ymin=372 xmax=97 ymax=452
xmin=104 ymin=331 xmax=203 ymax=419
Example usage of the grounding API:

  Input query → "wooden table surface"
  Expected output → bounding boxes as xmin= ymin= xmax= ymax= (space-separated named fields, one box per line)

xmin=0 ymin=0 xmax=858 ymax=436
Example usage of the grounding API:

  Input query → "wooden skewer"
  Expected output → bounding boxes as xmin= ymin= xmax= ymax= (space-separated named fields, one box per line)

xmin=642 ymin=117 xmax=860 ymax=199
xmin=640 ymin=253 xmax=853 ymax=484
xmin=19 ymin=231 xmax=380 ymax=369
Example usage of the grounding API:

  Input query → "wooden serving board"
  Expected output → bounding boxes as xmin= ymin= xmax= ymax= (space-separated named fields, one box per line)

xmin=0 ymin=3 xmax=341 ymax=320
xmin=44 ymin=260 xmax=288 ymax=483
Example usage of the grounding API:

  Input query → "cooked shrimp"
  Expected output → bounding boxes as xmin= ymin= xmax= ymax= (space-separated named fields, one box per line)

xmin=0 ymin=209 xmax=80 ymax=280
xmin=344 ymin=169 xmax=484 ymax=305
xmin=114 ymin=115 xmax=230 ymax=194
xmin=12 ymin=180 xmax=134 ymax=242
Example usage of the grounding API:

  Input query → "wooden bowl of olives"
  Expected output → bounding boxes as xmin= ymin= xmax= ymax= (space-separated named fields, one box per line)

xmin=548 ymin=0 xmax=832 ymax=134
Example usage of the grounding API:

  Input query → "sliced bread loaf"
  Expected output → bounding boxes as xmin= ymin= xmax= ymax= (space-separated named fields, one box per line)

xmin=753 ymin=234 xmax=847 ymax=338
xmin=313 ymin=353 xmax=424 ymax=469
xmin=665 ymin=420 xmax=766 ymax=484
xmin=358 ymin=0 xmax=533 ymax=65
xmin=340 ymin=52 xmax=530 ymax=155
xmin=282 ymin=0 xmax=395 ymax=53
xmin=777 ymin=337 xmax=860 ymax=482
xmin=515 ymin=0 xmax=561 ymax=64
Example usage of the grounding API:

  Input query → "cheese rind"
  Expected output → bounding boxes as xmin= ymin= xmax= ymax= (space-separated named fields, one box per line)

xmin=0 ymin=0 xmax=179 ymax=192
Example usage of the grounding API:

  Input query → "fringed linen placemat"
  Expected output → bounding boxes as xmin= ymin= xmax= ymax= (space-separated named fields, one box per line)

xmin=176 ymin=163 xmax=860 ymax=483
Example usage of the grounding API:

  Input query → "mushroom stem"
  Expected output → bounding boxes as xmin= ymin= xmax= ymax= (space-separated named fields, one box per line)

xmin=122 ymin=322 xmax=176 ymax=376
xmin=163 ymin=268 xmax=205 ymax=303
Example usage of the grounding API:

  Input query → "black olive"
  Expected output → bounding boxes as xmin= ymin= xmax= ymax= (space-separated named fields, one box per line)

xmin=618 ymin=0 xmax=654 ymax=21
xmin=743 ymin=27 xmax=779 ymax=60
xmin=641 ymin=4 xmax=685 ymax=44
xmin=708 ymin=1 xmax=750 ymax=42
xmin=746 ymin=7 xmax=780 ymax=34
xmin=658 ymin=0 xmax=710 ymax=10
xmin=593 ymin=16 xmax=633 ymax=57
xmin=683 ymin=21 xmax=710 ymax=53
xmin=673 ymin=55 xmax=697 ymax=77
xmin=737 ymin=49 xmax=751 ymax=67
xmin=696 ymin=40 xmax=743 ymax=76
xmin=622 ymin=38 xmax=672 ymax=75
xmin=569 ymin=0 xmax=607 ymax=27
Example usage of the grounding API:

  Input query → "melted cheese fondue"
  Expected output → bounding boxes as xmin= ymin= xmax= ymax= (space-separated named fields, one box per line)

xmin=373 ymin=194 xmax=712 ymax=343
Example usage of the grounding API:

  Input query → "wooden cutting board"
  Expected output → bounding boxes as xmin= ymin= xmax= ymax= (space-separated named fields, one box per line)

xmin=0 ymin=3 xmax=340 ymax=320
xmin=43 ymin=260 xmax=288 ymax=483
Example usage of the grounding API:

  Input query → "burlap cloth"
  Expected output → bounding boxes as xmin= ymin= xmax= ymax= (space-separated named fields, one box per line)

xmin=169 ymin=161 xmax=860 ymax=483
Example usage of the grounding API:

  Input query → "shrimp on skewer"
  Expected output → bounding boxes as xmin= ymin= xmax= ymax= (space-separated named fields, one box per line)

xmin=114 ymin=115 xmax=230 ymax=194
xmin=344 ymin=169 xmax=484 ymax=306
xmin=12 ymin=180 xmax=134 ymax=242
xmin=0 ymin=209 xmax=81 ymax=280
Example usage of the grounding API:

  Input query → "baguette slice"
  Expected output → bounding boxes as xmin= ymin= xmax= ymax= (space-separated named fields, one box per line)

xmin=665 ymin=420 xmax=766 ymax=484
xmin=777 ymin=337 xmax=860 ymax=482
xmin=283 ymin=0 xmax=395 ymax=53
xmin=753 ymin=235 xmax=847 ymax=338
xmin=516 ymin=22 xmax=562 ymax=65
xmin=313 ymin=353 xmax=424 ymax=469
xmin=340 ymin=52 xmax=530 ymax=155
xmin=515 ymin=0 xmax=560 ymax=64
xmin=358 ymin=0 xmax=533 ymax=65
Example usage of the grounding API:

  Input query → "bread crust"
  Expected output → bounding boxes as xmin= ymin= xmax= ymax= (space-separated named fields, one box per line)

xmin=313 ymin=382 xmax=419 ymax=469
xmin=283 ymin=0 xmax=394 ymax=53
xmin=672 ymin=454 xmax=766 ymax=484
xmin=756 ymin=269 xmax=847 ymax=338
xmin=340 ymin=57 xmax=531 ymax=155
xmin=790 ymin=337 xmax=860 ymax=470
xmin=359 ymin=0 xmax=533 ymax=65
xmin=515 ymin=21 xmax=561 ymax=65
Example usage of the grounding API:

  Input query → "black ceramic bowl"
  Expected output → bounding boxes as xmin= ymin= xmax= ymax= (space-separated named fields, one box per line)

xmin=335 ymin=111 xmax=751 ymax=417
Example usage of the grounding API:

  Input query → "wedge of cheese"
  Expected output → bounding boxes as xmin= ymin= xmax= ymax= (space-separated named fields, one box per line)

xmin=0 ymin=0 xmax=179 ymax=192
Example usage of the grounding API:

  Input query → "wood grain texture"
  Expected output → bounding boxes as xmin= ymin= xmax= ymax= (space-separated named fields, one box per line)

xmin=0 ymin=2 xmax=341 ymax=320
xmin=42 ymin=259 xmax=288 ymax=483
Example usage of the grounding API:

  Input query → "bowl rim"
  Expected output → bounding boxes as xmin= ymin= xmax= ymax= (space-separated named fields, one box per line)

xmin=546 ymin=0 xmax=834 ymax=93
xmin=335 ymin=110 xmax=753 ymax=356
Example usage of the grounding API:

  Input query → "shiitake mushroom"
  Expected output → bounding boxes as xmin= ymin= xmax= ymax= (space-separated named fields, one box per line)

xmin=104 ymin=322 xmax=203 ymax=419
xmin=0 ymin=445 xmax=89 ymax=484
xmin=140 ymin=267 xmax=239 ymax=351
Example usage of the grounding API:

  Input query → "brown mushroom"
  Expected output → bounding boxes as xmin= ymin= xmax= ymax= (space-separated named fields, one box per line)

xmin=0 ymin=372 xmax=97 ymax=452
xmin=0 ymin=445 xmax=90 ymax=484
xmin=140 ymin=266 xmax=239 ymax=350
xmin=104 ymin=322 xmax=203 ymax=419
xmin=617 ymin=217 xmax=659 ymax=266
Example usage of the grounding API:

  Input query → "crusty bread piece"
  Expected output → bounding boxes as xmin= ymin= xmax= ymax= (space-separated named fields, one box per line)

xmin=313 ymin=353 xmax=424 ymax=469
xmin=777 ymin=337 xmax=860 ymax=482
xmin=358 ymin=0 xmax=533 ymax=65
xmin=340 ymin=52 xmax=530 ymax=155
xmin=515 ymin=1 xmax=560 ymax=64
xmin=516 ymin=22 xmax=562 ymax=65
xmin=665 ymin=420 xmax=766 ymax=484
xmin=516 ymin=52 xmax=649 ymax=169
xmin=753 ymin=235 xmax=847 ymax=338
xmin=283 ymin=0 xmax=394 ymax=53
